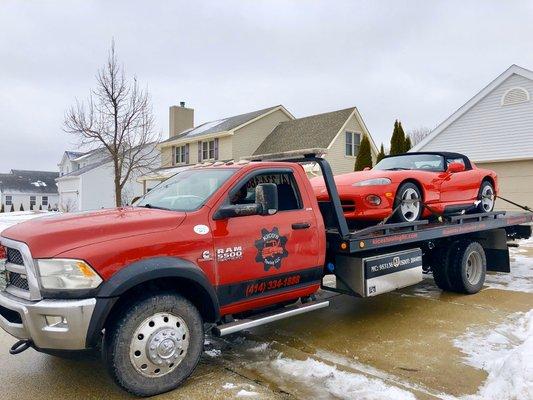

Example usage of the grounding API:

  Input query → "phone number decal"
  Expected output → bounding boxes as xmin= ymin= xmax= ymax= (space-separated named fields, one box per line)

xmin=245 ymin=275 xmax=301 ymax=297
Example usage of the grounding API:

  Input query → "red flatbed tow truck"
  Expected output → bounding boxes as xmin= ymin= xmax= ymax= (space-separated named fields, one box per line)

xmin=0 ymin=154 xmax=531 ymax=396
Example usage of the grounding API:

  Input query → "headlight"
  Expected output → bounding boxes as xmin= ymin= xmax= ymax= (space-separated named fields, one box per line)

xmin=352 ymin=178 xmax=391 ymax=186
xmin=35 ymin=259 xmax=102 ymax=290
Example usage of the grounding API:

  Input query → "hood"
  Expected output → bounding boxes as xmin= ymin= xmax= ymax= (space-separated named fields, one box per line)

xmin=1 ymin=207 xmax=186 ymax=258
xmin=310 ymin=169 xmax=392 ymax=188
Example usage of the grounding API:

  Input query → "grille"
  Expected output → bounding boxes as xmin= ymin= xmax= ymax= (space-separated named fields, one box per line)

xmin=8 ymin=272 xmax=30 ymax=291
xmin=7 ymin=248 xmax=24 ymax=265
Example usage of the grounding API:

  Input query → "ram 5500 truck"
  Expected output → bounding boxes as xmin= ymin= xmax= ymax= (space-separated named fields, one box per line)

xmin=0 ymin=155 xmax=531 ymax=396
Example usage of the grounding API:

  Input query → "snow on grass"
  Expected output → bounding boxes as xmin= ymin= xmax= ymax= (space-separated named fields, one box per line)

xmin=268 ymin=356 xmax=416 ymax=400
xmin=454 ymin=310 xmax=533 ymax=400
xmin=0 ymin=211 xmax=51 ymax=234
xmin=485 ymin=237 xmax=533 ymax=293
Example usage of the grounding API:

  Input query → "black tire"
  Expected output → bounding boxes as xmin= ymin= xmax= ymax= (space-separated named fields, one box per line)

xmin=393 ymin=182 xmax=423 ymax=222
xmin=430 ymin=245 xmax=455 ymax=291
xmin=477 ymin=180 xmax=495 ymax=213
xmin=447 ymin=241 xmax=486 ymax=294
xmin=104 ymin=293 xmax=204 ymax=397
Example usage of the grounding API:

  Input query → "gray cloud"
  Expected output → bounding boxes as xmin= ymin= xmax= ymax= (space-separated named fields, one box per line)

xmin=1 ymin=0 xmax=533 ymax=171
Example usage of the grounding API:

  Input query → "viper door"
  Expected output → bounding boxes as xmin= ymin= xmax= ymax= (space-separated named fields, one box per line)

xmin=209 ymin=168 xmax=322 ymax=310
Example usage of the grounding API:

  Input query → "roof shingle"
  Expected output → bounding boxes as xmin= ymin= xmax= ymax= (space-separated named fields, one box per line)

xmin=253 ymin=107 xmax=355 ymax=156
xmin=0 ymin=170 xmax=59 ymax=194
xmin=160 ymin=105 xmax=281 ymax=144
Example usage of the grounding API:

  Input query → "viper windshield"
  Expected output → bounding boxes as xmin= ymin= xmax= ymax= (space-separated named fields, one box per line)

xmin=375 ymin=154 xmax=445 ymax=172
xmin=135 ymin=168 xmax=236 ymax=211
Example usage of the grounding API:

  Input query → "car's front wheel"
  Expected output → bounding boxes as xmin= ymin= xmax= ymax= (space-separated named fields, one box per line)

xmin=393 ymin=182 xmax=422 ymax=222
xmin=104 ymin=293 xmax=204 ymax=397
xmin=477 ymin=180 xmax=495 ymax=213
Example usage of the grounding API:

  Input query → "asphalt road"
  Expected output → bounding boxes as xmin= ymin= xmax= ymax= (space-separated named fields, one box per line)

xmin=1 ymin=248 xmax=532 ymax=399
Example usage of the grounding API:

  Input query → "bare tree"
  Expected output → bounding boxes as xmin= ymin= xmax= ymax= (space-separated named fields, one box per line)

xmin=64 ymin=41 xmax=160 ymax=207
xmin=407 ymin=126 xmax=431 ymax=146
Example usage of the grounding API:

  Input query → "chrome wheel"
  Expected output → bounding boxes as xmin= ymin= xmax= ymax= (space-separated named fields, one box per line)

xmin=400 ymin=188 xmax=421 ymax=222
xmin=129 ymin=312 xmax=190 ymax=378
xmin=481 ymin=184 xmax=494 ymax=212
xmin=465 ymin=251 xmax=483 ymax=285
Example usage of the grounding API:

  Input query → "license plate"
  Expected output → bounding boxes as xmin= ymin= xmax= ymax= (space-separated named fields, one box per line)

xmin=0 ymin=261 xmax=7 ymax=291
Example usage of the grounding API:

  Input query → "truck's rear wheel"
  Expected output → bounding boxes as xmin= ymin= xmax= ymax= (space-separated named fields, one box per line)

xmin=105 ymin=293 xmax=203 ymax=397
xmin=447 ymin=241 xmax=486 ymax=294
xmin=430 ymin=245 xmax=454 ymax=291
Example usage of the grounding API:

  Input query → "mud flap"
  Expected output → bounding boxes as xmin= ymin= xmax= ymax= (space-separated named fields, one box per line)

xmin=472 ymin=228 xmax=510 ymax=273
xmin=334 ymin=248 xmax=423 ymax=297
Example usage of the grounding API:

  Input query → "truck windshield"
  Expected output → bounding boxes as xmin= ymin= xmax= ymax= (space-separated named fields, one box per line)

xmin=135 ymin=168 xmax=236 ymax=211
xmin=374 ymin=154 xmax=445 ymax=172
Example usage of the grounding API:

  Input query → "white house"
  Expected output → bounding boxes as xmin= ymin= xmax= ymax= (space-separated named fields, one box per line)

xmin=412 ymin=64 xmax=533 ymax=211
xmin=0 ymin=170 xmax=59 ymax=211
xmin=56 ymin=145 xmax=159 ymax=211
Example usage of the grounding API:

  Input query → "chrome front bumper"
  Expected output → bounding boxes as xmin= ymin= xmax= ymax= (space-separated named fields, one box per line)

xmin=0 ymin=290 xmax=96 ymax=350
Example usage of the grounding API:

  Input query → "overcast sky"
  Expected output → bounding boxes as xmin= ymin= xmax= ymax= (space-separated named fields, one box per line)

xmin=1 ymin=0 xmax=533 ymax=171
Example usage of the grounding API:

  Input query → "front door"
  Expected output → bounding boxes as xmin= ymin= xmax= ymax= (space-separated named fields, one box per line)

xmin=439 ymin=157 xmax=479 ymax=205
xmin=209 ymin=168 xmax=322 ymax=311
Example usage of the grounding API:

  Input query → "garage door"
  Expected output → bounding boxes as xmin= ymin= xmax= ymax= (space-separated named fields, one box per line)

xmin=476 ymin=159 xmax=533 ymax=212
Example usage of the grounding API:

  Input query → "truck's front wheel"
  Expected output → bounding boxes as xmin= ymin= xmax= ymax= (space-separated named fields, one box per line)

xmin=105 ymin=293 xmax=204 ymax=397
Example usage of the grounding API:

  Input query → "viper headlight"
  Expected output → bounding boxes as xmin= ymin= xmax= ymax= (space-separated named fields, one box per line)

xmin=35 ymin=259 xmax=102 ymax=290
xmin=352 ymin=178 xmax=391 ymax=186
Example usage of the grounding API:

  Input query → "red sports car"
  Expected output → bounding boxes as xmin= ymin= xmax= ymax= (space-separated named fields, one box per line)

xmin=311 ymin=152 xmax=498 ymax=222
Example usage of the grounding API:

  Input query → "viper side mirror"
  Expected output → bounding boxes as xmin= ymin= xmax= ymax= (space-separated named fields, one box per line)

xmin=447 ymin=162 xmax=465 ymax=173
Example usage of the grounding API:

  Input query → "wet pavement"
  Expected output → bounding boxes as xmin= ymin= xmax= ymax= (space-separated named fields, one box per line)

xmin=1 ymin=243 xmax=532 ymax=399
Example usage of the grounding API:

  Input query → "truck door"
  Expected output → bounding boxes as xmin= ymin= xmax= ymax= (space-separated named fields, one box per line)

xmin=209 ymin=168 xmax=323 ymax=310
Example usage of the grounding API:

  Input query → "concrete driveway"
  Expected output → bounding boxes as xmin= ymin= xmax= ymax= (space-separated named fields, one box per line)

xmin=1 ymin=241 xmax=532 ymax=399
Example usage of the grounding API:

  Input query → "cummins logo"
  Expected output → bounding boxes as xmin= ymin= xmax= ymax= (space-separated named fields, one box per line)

xmin=392 ymin=256 xmax=401 ymax=268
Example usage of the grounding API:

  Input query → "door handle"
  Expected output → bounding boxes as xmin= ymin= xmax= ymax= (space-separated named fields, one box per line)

xmin=292 ymin=222 xmax=311 ymax=230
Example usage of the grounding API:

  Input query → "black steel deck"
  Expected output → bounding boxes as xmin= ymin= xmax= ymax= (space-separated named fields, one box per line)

xmin=326 ymin=211 xmax=533 ymax=254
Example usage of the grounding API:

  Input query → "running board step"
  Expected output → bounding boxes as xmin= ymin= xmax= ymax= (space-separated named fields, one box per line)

xmin=213 ymin=299 xmax=330 ymax=337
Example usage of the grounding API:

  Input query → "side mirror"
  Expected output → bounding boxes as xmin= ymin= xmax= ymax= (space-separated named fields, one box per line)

xmin=255 ymin=183 xmax=278 ymax=215
xmin=447 ymin=162 xmax=465 ymax=173
xmin=363 ymin=167 xmax=371 ymax=171
xmin=213 ymin=203 xmax=261 ymax=220
xmin=212 ymin=183 xmax=278 ymax=220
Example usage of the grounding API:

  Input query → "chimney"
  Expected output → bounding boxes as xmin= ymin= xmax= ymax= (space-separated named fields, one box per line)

xmin=169 ymin=102 xmax=194 ymax=138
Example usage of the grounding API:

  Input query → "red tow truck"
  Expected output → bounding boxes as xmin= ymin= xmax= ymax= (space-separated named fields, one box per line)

xmin=0 ymin=155 xmax=531 ymax=396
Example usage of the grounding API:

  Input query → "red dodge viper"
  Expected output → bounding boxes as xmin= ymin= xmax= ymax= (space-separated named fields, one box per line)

xmin=311 ymin=152 xmax=498 ymax=222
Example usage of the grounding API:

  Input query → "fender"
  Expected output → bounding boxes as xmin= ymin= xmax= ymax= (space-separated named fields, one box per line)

xmin=86 ymin=257 xmax=220 ymax=347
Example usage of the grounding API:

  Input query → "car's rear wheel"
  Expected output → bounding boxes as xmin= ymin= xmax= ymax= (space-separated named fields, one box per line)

xmin=477 ymin=180 xmax=495 ymax=213
xmin=393 ymin=183 xmax=422 ymax=222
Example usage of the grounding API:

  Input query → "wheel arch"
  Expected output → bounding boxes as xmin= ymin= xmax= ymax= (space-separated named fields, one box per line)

xmin=397 ymin=178 xmax=425 ymax=201
xmin=86 ymin=257 xmax=220 ymax=347
xmin=481 ymin=175 xmax=495 ymax=188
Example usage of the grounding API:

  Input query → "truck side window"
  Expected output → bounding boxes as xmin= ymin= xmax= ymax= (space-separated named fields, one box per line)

xmin=230 ymin=172 xmax=303 ymax=211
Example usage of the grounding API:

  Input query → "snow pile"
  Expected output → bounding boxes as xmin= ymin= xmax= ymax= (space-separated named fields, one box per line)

xmin=0 ymin=211 xmax=49 ymax=234
xmin=269 ymin=356 xmax=416 ymax=400
xmin=485 ymin=237 xmax=533 ymax=293
xmin=236 ymin=389 xmax=259 ymax=397
xmin=454 ymin=310 xmax=533 ymax=399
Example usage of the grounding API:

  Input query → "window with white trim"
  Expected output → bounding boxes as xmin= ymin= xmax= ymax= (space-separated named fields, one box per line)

xmin=501 ymin=87 xmax=529 ymax=106
xmin=30 ymin=196 xmax=36 ymax=207
xmin=173 ymin=145 xmax=188 ymax=164
xmin=5 ymin=195 xmax=12 ymax=206
xmin=201 ymin=139 xmax=217 ymax=161
xmin=345 ymin=131 xmax=361 ymax=157
xmin=42 ymin=196 xmax=48 ymax=206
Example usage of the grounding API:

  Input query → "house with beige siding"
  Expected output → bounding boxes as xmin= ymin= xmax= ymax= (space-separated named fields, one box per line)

xmin=253 ymin=107 xmax=378 ymax=174
xmin=411 ymin=64 xmax=533 ymax=211
xmin=140 ymin=104 xmax=294 ymax=191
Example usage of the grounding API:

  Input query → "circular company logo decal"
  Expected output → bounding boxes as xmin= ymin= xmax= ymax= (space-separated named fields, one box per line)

xmin=255 ymin=227 xmax=288 ymax=271
xmin=193 ymin=225 xmax=210 ymax=235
